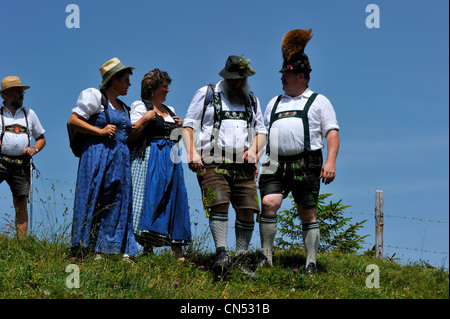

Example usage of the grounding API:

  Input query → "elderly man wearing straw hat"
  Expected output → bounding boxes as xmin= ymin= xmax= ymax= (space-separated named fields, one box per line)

xmin=258 ymin=29 xmax=340 ymax=273
xmin=183 ymin=55 xmax=267 ymax=279
xmin=0 ymin=76 xmax=46 ymax=237
xmin=68 ymin=57 xmax=138 ymax=259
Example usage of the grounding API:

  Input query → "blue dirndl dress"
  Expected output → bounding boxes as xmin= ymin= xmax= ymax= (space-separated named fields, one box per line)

xmin=71 ymin=105 xmax=138 ymax=256
xmin=130 ymin=108 xmax=191 ymax=247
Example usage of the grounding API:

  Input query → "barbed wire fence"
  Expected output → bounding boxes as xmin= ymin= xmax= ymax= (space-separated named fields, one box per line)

xmin=1 ymin=173 xmax=448 ymax=263
xmin=344 ymin=210 xmax=449 ymax=256
xmin=0 ymin=170 xmax=75 ymax=240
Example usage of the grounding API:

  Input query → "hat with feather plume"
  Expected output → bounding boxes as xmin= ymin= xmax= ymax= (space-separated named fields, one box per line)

xmin=279 ymin=29 xmax=313 ymax=73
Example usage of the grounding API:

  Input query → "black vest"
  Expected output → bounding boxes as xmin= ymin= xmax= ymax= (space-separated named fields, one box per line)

xmin=132 ymin=100 xmax=179 ymax=157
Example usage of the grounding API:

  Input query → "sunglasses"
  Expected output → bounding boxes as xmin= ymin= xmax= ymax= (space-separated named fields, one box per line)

xmin=7 ymin=89 xmax=25 ymax=95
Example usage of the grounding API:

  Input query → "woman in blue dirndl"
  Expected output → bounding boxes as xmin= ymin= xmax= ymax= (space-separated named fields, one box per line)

xmin=129 ymin=69 xmax=191 ymax=260
xmin=68 ymin=58 xmax=138 ymax=258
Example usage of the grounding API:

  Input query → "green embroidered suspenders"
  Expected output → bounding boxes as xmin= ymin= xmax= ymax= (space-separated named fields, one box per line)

xmin=268 ymin=93 xmax=318 ymax=152
xmin=208 ymin=88 xmax=255 ymax=157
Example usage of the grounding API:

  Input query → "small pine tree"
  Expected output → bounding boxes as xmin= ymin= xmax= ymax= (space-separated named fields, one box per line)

xmin=276 ymin=193 xmax=368 ymax=253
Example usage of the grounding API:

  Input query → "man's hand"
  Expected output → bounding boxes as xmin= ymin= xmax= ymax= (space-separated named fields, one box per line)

xmin=182 ymin=126 xmax=204 ymax=173
xmin=320 ymin=161 xmax=336 ymax=185
xmin=321 ymin=129 xmax=339 ymax=185
xmin=188 ymin=151 xmax=204 ymax=173
xmin=242 ymin=149 xmax=257 ymax=164
xmin=23 ymin=147 xmax=38 ymax=158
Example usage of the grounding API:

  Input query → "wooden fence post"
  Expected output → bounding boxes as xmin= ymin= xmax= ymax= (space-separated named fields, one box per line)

xmin=375 ymin=190 xmax=384 ymax=259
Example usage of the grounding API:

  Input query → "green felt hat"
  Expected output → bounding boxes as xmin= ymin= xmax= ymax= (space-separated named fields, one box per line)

xmin=219 ymin=55 xmax=256 ymax=79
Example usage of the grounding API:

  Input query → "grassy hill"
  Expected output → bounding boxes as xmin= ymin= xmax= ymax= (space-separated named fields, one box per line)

xmin=0 ymin=234 xmax=448 ymax=300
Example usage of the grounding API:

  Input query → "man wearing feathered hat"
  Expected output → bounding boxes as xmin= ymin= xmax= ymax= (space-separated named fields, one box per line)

xmin=183 ymin=55 xmax=267 ymax=279
xmin=258 ymin=30 xmax=340 ymax=273
xmin=0 ymin=76 xmax=46 ymax=237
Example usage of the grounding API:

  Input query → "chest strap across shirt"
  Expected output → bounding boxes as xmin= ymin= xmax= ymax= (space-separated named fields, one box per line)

xmin=268 ymin=93 xmax=318 ymax=152
xmin=209 ymin=91 xmax=254 ymax=156
xmin=1 ymin=106 xmax=31 ymax=152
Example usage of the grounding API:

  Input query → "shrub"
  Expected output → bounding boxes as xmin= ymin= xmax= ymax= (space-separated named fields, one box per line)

xmin=276 ymin=193 xmax=368 ymax=253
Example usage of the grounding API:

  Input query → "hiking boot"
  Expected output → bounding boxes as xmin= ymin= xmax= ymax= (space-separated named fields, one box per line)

xmin=305 ymin=262 xmax=317 ymax=274
xmin=256 ymin=254 xmax=271 ymax=268
xmin=233 ymin=253 xmax=258 ymax=279
xmin=122 ymin=254 xmax=135 ymax=264
xmin=213 ymin=247 xmax=231 ymax=280
xmin=255 ymin=249 xmax=273 ymax=268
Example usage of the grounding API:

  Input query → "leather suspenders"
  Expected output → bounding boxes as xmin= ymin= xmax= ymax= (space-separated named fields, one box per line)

xmin=0 ymin=106 xmax=30 ymax=152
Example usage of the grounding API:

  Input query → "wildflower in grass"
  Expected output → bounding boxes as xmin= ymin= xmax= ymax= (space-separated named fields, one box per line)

xmin=199 ymin=265 xmax=205 ymax=270
xmin=174 ymin=281 xmax=179 ymax=287
xmin=292 ymin=269 xmax=297 ymax=274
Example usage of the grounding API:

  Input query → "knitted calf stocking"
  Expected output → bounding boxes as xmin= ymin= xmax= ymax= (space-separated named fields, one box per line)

xmin=235 ymin=219 xmax=255 ymax=255
xmin=302 ymin=221 xmax=320 ymax=267
xmin=259 ymin=215 xmax=277 ymax=265
xmin=209 ymin=212 xmax=228 ymax=250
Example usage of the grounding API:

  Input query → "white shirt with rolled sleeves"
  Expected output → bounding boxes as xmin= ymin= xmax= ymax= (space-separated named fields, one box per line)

xmin=71 ymin=88 xmax=112 ymax=120
xmin=183 ymin=80 xmax=267 ymax=155
xmin=264 ymin=88 xmax=339 ymax=157
xmin=0 ymin=105 xmax=45 ymax=156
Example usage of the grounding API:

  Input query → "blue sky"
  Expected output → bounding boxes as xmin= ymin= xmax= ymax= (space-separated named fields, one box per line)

xmin=1 ymin=0 xmax=448 ymax=269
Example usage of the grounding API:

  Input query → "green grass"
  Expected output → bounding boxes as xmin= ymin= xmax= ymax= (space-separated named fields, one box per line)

xmin=0 ymin=234 xmax=448 ymax=299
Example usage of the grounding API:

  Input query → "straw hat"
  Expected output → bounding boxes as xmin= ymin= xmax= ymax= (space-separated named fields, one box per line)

xmin=99 ymin=57 xmax=135 ymax=89
xmin=0 ymin=76 xmax=30 ymax=93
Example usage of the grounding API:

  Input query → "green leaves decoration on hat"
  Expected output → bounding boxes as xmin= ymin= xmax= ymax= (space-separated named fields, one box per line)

xmin=239 ymin=55 xmax=255 ymax=75
xmin=219 ymin=54 xmax=255 ymax=79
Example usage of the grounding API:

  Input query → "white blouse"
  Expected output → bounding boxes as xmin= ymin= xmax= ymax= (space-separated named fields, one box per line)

xmin=130 ymin=100 xmax=176 ymax=124
xmin=72 ymin=88 xmax=113 ymax=120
